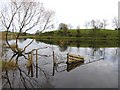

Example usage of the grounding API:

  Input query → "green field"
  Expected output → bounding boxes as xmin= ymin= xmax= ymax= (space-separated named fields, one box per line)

xmin=19 ymin=29 xmax=119 ymax=47
xmin=41 ymin=29 xmax=118 ymax=38
xmin=2 ymin=29 xmax=119 ymax=47
xmin=21 ymin=29 xmax=119 ymax=40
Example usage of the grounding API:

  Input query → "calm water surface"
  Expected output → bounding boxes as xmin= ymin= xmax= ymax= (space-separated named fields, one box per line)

xmin=2 ymin=39 xmax=118 ymax=88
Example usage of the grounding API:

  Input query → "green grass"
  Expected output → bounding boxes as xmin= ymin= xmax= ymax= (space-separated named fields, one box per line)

xmin=32 ymin=29 xmax=119 ymax=47
xmin=21 ymin=29 xmax=118 ymax=39
xmin=40 ymin=29 xmax=118 ymax=38
xmin=19 ymin=29 xmax=120 ymax=47
xmin=29 ymin=29 xmax=118 ymax=42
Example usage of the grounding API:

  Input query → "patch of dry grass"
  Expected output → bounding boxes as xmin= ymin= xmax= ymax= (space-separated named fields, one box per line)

xmin=2 ymin=60 xmax=18 ymax=71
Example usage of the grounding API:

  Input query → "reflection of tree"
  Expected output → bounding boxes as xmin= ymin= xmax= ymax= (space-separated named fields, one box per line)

xmin=59 ymin=45 xmax=68 ymax=52
xmin=2 ymin=62 xmax=54 ymax=89
xmin=110 ymin=48 xmax=118 ymax=63
xmin=76 ymin=42 xmax=80 ymax=48
xmin=2 ymin=47 xmax=54 ymax=89
xmin=91 ymin=47 xmax=99 ymax=56
xmin=35 ymin=40 xmax=40 ymax=44
xmin=18 ymin=39 xmax=26 ymax=43
xmin=1 ymin=41 xmax=8 ymax=58
xmin=90 ymin=46 xmax=106 ymax=60
xmin=89 ymin=41 xmax=100 ymax=57
xmin=2 ymin=66 xmax=39 ymax=89
xmin=58 ymin=40 xmax=68 ymax=52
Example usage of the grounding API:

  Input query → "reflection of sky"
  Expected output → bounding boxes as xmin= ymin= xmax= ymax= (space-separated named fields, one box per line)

xmin=6 ymin=39 xmax=118 ymax=65
xmin=8 ymin=39 xmax=118 ymax=63
xmin=16 ymin=39 xmax=118 ymax=70
xmin=52 ymin=60 xmax=118 ymax=88
xmin=5 ymin=40 xmax=118 ymax=75
xmin=3 ymin=39 xmax=118 ymax=88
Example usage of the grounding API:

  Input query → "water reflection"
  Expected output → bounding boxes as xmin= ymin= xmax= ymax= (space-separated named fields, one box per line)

xmin=52 ymin=59 xmax=84 ymax=75
xmin=58 ymin=40 xmax=68 ymax=52
xmin=1 ymin=39 xmax=118 ymax=88
xmin=19 ymin=38 xmax=27 ymax=43
xmin=2 ymin=60 xmax=54 ymax=88
xmin=67 ymin=61 xmax=84 ymax=72
xmin=52 ymin=50 xmax=105 ymax=75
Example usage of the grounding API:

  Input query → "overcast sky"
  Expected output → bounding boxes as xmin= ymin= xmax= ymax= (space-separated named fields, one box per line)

xmin=0 ymin=0 xmax=119 ymax=32
xmin=41 ymin=0 xmax=119 ymax=29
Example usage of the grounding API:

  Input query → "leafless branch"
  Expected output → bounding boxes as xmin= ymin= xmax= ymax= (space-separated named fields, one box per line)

xmin=0 ymin=0 xmax=55 ymax=63
xmin=22 ymin=39 xmax=34 ymax=53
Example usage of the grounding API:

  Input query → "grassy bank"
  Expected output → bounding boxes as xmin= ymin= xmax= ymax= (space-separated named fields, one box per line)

xmin=19 ymin=29 xmax=119 ymax=47
xmin=40 ymin=29 xmax=118 ymax=38
xmin=20 ymin=29 xmax=119 ymax=40
xmin=21 ymin=29 xmax=118 ymax=41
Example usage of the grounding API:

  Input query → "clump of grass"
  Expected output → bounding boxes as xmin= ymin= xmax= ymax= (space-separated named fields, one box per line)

xmin=2 ymin=60 xmax=18 ymax=71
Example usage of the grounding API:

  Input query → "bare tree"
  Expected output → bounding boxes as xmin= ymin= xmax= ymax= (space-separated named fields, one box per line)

xmin=99 ymin=22 xmax=104 ymax=29
xmin=112 ymin=17 xmax=119 ymax=30
xmin=90 ymin=19 xmax=104 ymax=30
xmin=96 ymin=20 xmax=101 ymax=29
xmin=90 ymin=20 xmax=96 ymax=29
xmin=102 ymin=19 xmax=108 ymax=29
xmin=41 ymin=10 xmax=55 ymax=32
xmin=76 ymin=25 xmax=80 ymax=30
xmin=68 ymin=24 xmax=73 ymax=29
xmin=50 ymin=24 xmax=55 ymax=30
xmin=0 ymin=0 xmax=55 ymax=61
xmin=84 ymin=22 xmax=90 ymax=29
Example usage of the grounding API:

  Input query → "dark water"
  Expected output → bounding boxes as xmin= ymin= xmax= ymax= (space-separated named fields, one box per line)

xmin=1 ymin=39 xmax=118 ymax=88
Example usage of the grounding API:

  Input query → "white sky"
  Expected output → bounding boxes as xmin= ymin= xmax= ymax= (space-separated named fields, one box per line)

xmin=41 ymin=0 xmax=119 ymax=29
xmin=0 ymin=0 xmax=119 ymax=32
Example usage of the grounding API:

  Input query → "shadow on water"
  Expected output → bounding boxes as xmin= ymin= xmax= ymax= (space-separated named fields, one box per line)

xmin=1 ymin=39 xmax=118 ymax=89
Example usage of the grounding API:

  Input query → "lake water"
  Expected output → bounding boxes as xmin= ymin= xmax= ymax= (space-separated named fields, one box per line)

xmin=1 ymin=39 xmax=118 ymax=88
